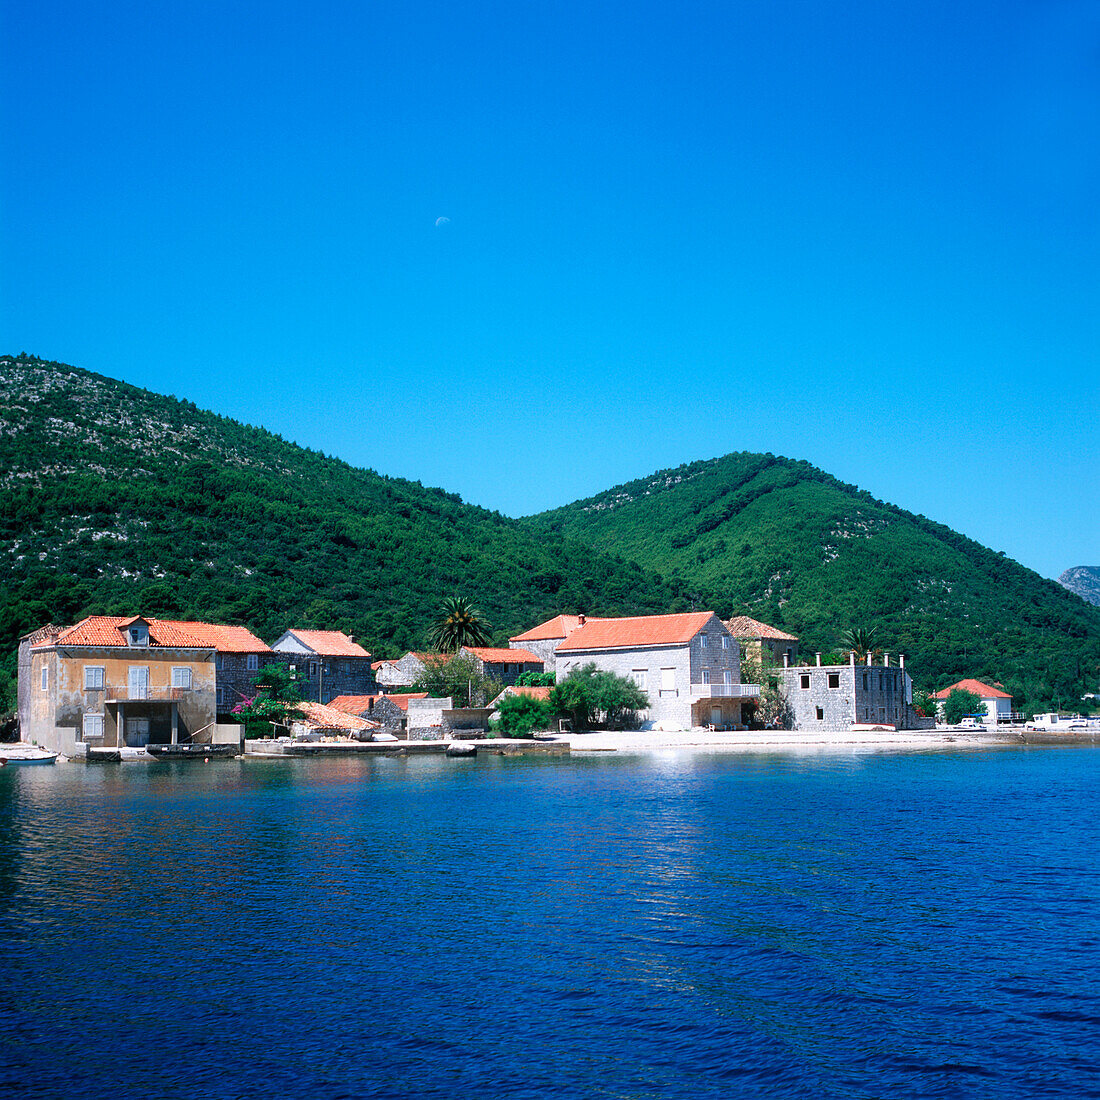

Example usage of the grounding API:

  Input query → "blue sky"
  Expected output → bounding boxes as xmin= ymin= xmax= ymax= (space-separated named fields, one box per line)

xmin=3 ymin=1 xmax=1098 ymax=581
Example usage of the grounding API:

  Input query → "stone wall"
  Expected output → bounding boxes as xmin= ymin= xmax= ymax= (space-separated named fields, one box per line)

xmin=509 ymin=637 xmax=561 ymax=668
xmin=780 ymin=662 xmax=919 ymax=731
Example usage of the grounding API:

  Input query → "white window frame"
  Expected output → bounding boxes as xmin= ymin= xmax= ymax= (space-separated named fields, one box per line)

xmin=82 ymin=714 xmax=105 ymax=742
xmin=699 ymin=633 xmax=708 ymax=648
xmin=171 ymin=667 xmax=192 ymax=690
xmin=721 ymin=635 xmax=730 ymax=650
xmin=247 ymin=653 xmax=259 ymax=671
xmin=631 ymin=669 xmax=648 ymax=691
xmin=660 ymin=667 xmax=675 ymax=691
xmin=41 ymin=665 xmax=49 ymax=691
xmin=84 ymin=665 xmax=106 ymax=690
xmin=724 ymin=669 xmax=734 ymax=686
xmin=701 ymin=668 xmax=711 ymax=685
xmin=800 ymin=674 xmax=810 ymax=690
xmin=827 ymin=673 xmax=840 ymax=690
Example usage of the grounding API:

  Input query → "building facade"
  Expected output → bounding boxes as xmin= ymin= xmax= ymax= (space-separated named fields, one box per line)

xmin=932 ymin=678 xmax=1013 ymax=725
xmin=509 ymin=615 xmax=591 ymax=667
xmin=19 ymin=616 xmax=217 ymax=754
xmin=779 ymin=655 xmax=919 ymax=731
xmin=554 ymin=612 xmax=758 ymax=730
xmin=725 ymin=615 xmax=799 ymax=668
xmin=459 ymin=646 xmax=544 ymax=686
xmin=270 ymin=629 xmax=376 ymax=703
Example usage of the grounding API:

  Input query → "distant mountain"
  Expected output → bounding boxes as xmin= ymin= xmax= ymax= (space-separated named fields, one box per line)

xmin=0 ymin=356 xmax=678 ymax=712
xmin=530 ymin=453 xmax=1100 ymax=711
xmin=1059 ymin=567 xmax=1100 ymax=608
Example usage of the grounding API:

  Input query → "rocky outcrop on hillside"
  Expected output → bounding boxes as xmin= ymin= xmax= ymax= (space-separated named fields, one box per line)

xmin=1059 ymin=566 xmax=1100 ymax=607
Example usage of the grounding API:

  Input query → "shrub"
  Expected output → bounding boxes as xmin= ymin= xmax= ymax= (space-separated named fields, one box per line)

xmin=495 ymin=693 xmax=553 ymax=738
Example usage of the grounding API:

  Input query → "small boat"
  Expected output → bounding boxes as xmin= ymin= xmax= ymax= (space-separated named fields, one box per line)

xmin=0 ymin=747 xmax=58 ymax=766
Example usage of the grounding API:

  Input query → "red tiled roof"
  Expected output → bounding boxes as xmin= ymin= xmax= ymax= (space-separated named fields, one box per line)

xmin=933 ymin=679 xmax=1012 ymax=701
xmin=724 ymin=615 xmax=799 ymax=642
xmin=510 ymin=615 xmax=595 ymax=642
xmin=556 ymin=612 xmax=717 ymax=653
xmin=462 ymin=646 xmax=543 ymax=665
xmin=38 ymin=616 xmax=269 ymax=652
xmin=328 ymin=693 xmax=428 ymax=714
xmin=491 ymin=685 xmax=552 ymax=706
xmin=41 ymin=616 xmax=209 ymax=649
xmin=285 ymin=630 xmax=371 ymax=658
xmin=292 ymin=701 xmax=379 ymax=732
xmin=166 ymin=622 xmax=271 ymax=653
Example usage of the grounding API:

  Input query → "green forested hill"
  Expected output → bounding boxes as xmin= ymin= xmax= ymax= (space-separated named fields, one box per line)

xmin=3 ymin=358 xmax=1096 ymax=718
xmin=0 ymin=356 xmax=676 ymax=710
xmin=531 ymin=453 xmax=1100 ymax=712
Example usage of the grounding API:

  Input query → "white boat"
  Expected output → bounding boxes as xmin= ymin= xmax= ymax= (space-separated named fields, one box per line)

xmin=0 ymin=747 xmax=58 ymax=766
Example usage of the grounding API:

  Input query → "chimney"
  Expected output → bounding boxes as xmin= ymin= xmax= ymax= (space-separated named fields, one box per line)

xmin=815 ymin=652 xmax=822 ymax=667
xmin=899 ymin=654 xmax=905 ymax=669
xmin=783 ymin=652 xmax=790 ymax=668
xmin=348 ymin=635 xmax=354 ymax=644
xmin=884 ymin=652 xmax=890 ymax=667
xmin=866 ymin=652 xmax=872 ymax=666
xmin=850 ymin=650 xmax=856 ymax=666
xmin=578 ymin=614 xmax=586 ymax=626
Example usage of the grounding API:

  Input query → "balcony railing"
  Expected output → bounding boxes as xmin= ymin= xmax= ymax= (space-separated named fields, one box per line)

xmin=689 ymin=683 xmax=760 ymax=699
xmin=103 ymin=686 xmax=192 ymax=703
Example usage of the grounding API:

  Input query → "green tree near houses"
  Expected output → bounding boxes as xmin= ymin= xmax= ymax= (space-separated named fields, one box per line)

xmin=548 ymin=663 xmax=649 ymax=730
xmin=427 ymin=595 xmax=491 ymax=652
xmin=942 ymin=688 xmax=985 ymax=725
xmin=493 ymin=693 xmax=554 ymax=738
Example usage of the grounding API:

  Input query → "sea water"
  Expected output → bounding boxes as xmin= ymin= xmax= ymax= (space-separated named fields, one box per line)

xmin=1 ymin=746 xmax=1099 ymax=1099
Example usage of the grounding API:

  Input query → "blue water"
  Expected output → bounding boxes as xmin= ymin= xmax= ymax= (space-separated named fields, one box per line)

xmin=2 ymin=746 xmax=1099 ymax=1099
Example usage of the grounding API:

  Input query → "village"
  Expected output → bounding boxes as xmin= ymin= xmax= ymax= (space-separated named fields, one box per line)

xmin=12 ymin=601 xmax=1073 ymax=764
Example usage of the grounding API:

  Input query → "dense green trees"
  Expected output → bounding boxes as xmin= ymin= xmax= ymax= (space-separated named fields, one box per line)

xmin=548 ymin=663 xmax=649 ymax=730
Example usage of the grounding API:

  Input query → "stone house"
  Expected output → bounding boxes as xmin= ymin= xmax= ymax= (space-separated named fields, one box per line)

xmin=459 ymin=646 xmax=544 ymax=686
xmin=554 ymin=611 xmax=758 ymax=730
xmin=270 ymin=629 xmax=376 ymax=703
xmin=778 ymin=653 xmax=919 ymax=731
xmin=725 ymin=615 xmax=799 ymax=668
xmin=509 ymin=615 xmax=594 ymax=667
xmin=373 ymin=652 xmax=441 ymax=689
xmin=168 ymin=621 xmax=272 ymax=716
xmin=932 ymin=678 xmax=1013 ymax=725
xmin=327 ymin=692 xmax=428 ymax=734
xmin=18 ymin=616 xmax=217 ymax=754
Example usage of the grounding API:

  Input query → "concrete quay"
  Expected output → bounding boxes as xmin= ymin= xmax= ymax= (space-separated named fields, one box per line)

xmin=243 ymin=737 xmax=570 ymax=758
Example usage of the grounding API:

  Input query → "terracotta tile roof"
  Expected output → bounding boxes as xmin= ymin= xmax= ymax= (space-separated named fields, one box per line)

xmin=556 ymin=612 xmax=717 ymax=653
xmin=491 ymin=685 xmax=552 ymax=706
xmin=38 ymin=616 xmax=270 ymax=652
xmin=41 ymin=616 xmax=209 ymax=649
xmin=462 ymin=646 xmax=543 ymax=664
xmin=510 ymin=615 xmax=596 ymax=642
xmin=292 ymin=701 xmax=379 ymax=732
xmin=285 ymin=630 xmax=371 ymax=658
xmin=933 ymin=679 xmax=1012 ymax=701
xmin=328 ymin=693 xmax=427 ymax=714
xmin=724 ymin=615 xmax=799 ymax=642
xmin=21 ymin=623 xmax=62 ymax=645
xmin=164 ymin=622 xmax=272 ymax=653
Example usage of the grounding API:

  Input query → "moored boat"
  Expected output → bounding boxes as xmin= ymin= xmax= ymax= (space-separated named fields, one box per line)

xmin=0 ymin=747 xmax=58 ymax=766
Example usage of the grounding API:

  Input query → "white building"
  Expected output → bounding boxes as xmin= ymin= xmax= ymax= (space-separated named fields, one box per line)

xmin=552 ymin=611 xmax=758 ymax=730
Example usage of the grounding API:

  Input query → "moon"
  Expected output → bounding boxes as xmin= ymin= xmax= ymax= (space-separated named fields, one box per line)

xmin=435 ymin=216 xmax=451 ymax=227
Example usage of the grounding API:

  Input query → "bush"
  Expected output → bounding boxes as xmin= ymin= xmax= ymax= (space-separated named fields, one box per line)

xmin=494 ymin=693 xmax=553 ymax=738
xmin=548 ymin=663 xmax=648 ymax=730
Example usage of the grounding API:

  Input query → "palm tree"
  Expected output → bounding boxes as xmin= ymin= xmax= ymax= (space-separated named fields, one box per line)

xmin=428 ymin=595 xmax=491 ymax=652
xmin=841 ymin=625 xmax=878 ymax=660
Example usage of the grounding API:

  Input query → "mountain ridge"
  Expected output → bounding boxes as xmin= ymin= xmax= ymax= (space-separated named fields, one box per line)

xmin=1059 ymin=566 xmax=1100 ymax=608
xmin=2 ymin=355 xmax=1097 ymax=717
